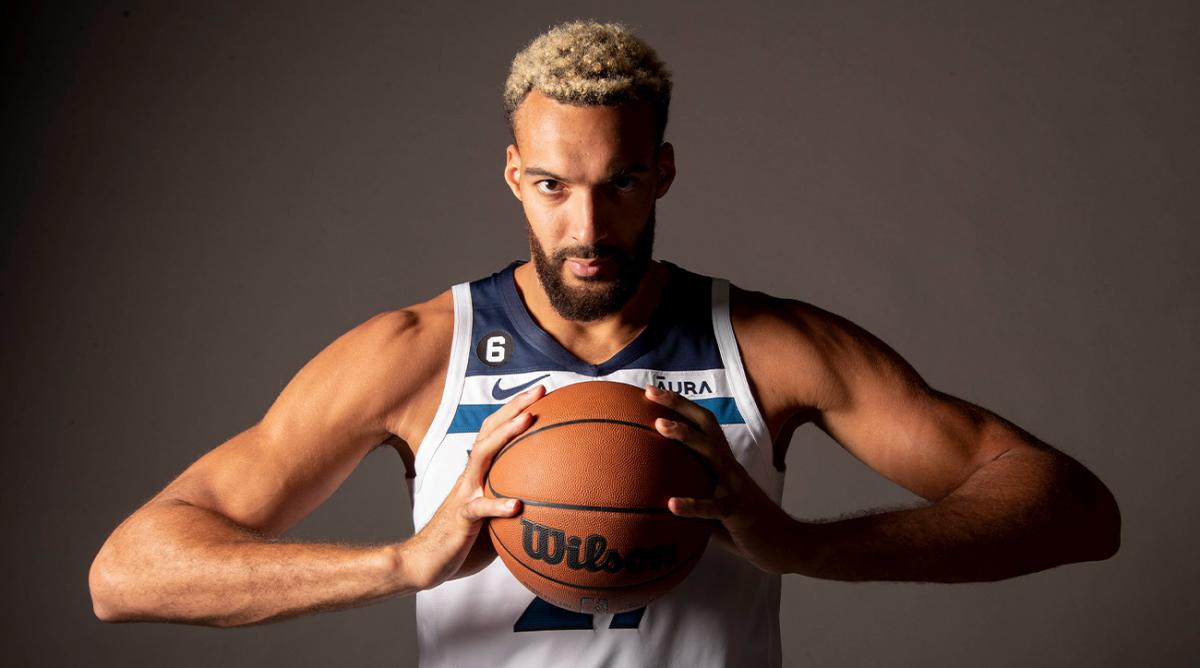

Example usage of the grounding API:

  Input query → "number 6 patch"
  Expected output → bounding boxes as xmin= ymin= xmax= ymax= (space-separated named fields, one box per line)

xmin=477 ymin=330 xmax=513 ymax=367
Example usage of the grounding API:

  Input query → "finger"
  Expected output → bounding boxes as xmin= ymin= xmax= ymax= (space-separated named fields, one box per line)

xmin=644 ymin=385 xmax=718 ymax=432
xmin=479 ymin=384 xmax=545 ymax=435
xmin=460 ymin=496 xmax=521 ymax=523
xmin=668 ymin=496 xmax=726 ymax=519
xmin=465 ymin=411 xmax=533 ymax=478
xmin=654 ymin=416 xmax=727 ymax=466
xmin=479 ymin=384 xmax=546 ymax=435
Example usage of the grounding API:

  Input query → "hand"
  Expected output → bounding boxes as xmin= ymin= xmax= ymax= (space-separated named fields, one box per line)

xmin=402 ymin=384 xmax=546 ymax=590
xmin=645 ymin=385 xmax=798 ymax=574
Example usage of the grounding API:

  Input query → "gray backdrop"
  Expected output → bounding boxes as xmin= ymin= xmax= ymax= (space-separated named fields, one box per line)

xmin=4 ymin=1 xmax=1197 ymax=666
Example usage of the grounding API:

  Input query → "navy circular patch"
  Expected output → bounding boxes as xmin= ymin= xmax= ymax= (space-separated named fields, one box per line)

xmin=477 ymin=330 xmax=514 ymax=367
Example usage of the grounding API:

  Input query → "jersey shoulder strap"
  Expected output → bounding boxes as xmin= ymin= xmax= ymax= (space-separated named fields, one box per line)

xmin=411 ymin=280 xmax=473 ymax=490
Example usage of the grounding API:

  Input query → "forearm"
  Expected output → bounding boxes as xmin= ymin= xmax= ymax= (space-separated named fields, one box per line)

xmin=89 ymin=499 xmax=415 ymax=627
xmin=789 ymin=447 xmax=1121 ymax=582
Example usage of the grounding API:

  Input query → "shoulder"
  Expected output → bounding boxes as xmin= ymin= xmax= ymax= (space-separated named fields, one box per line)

xmin=354 ymin=289 xmax=455 ymax=352
xmin=355 ymin=289 xmax=455 ymax=400
xmin=327 ymin=289 xmax=454 ymax=373
xmin=373 ymin=291 xmax=457 ymax=447
xmin=270 ymin=290 xmax=456 ymax=440
xmin=728 ymin=283 xmax=912 ymax=421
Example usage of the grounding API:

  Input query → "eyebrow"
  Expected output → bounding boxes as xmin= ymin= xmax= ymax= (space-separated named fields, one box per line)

xmin=523 ymin=164 xmax=650 ymax=183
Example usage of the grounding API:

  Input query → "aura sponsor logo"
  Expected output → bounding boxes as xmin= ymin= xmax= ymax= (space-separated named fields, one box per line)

xmin=521 ymin=518 xmax=676 ymax=573
xmin=652 ymin=375 xmax=714 ymax=397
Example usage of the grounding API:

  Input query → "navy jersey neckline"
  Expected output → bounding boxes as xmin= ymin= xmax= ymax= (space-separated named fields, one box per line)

xmin=497 ymin=259 xmax=681 ymax=377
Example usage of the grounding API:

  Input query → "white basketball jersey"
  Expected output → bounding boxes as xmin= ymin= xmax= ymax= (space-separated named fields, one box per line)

xmin=408 ymin=260 xmax=785 ymax=667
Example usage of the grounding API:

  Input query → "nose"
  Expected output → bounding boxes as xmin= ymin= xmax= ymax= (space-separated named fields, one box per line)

xmin=567 ymin=188 xmax=608 ymax=247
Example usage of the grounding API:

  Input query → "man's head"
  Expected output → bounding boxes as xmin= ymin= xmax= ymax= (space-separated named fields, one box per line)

xmin=502 ymin=21 xmax=676 ymax=321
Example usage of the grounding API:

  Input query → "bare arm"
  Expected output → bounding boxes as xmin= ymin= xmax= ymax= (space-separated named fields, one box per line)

xmin=654 ymin=288 xmax=1121 ymax=582
xmin=793 ymin=436 xmax=1118 ymax=582
xmin=89 ymin=303 xmax=536 ymax=626
xmin=91 ymin=493 xmax=408 ymax=627
xmin=793 ymin=302 xmax=1121 ymax=581
xmin=89 ymin=309 xmax=430 ymax=626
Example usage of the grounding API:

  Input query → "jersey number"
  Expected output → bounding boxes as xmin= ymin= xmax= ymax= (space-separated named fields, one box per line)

xmin=484 ymin=336 xmax=507 ymax=363
xmin=513 ymin=597 xmax=646 ymax=632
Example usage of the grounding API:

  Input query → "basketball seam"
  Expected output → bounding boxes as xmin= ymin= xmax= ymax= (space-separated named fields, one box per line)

xmin=486 ymin=479 xmax=674 ymax=514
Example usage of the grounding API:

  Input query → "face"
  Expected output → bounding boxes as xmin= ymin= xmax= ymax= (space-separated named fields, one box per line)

xmin=504 ymin=91 xmax=675 ymax=321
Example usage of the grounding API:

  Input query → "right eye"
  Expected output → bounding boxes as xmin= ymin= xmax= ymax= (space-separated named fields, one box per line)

xmin=535 ymin=180 xmax=563 ymax=194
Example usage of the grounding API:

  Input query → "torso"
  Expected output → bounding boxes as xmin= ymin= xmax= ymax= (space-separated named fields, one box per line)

xmin=403 ymin=259 xmax=787 ymax=667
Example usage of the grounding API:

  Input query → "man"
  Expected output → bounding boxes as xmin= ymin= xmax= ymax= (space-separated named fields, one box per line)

xmin=89 ymin=20 xmax=1120 ymax=666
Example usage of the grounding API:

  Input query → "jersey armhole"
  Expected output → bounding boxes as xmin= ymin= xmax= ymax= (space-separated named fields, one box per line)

xmin=411 ymin=281 xmax=473 ymax=492
xmin=711 ymin=277 xmax=773 ymax=461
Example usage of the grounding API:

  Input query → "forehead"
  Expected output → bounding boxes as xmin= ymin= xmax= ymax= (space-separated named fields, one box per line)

xmin=513 ymin=90 xmax=658 ymax=164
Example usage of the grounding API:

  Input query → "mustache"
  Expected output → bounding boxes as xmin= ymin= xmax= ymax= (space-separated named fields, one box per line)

xmin=551 ymin=245 xmax=627 ymax=262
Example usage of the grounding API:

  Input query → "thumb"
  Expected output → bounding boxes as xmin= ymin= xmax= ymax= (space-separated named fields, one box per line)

xmin=461 ymin=496 xmax=522 ymax=523
xmin=668 ymin=496 xmax=724 ymax=519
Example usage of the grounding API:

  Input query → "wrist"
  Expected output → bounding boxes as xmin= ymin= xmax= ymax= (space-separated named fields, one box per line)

xmin=385 ymin=541 xmax=427 ymax=595
xmin=781 ymin=517 xmax=826 ymax=576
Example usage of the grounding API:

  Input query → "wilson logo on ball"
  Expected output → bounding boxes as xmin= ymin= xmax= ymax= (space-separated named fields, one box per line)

xmin=521 ymin=518 xmax=677 ymax=574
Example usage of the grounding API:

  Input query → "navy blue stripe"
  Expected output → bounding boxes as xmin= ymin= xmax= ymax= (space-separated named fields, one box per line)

xmin=447 ymin=404 xmax=502 ymax=433
xmin=446 ymin=397 xmax=744 ymax=434
xmin=694 ymin=397 xmax=746 ymax=424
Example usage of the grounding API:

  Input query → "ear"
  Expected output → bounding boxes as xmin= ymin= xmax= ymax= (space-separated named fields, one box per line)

xmin=654 ymin=142 xmax=676 ymax=199
xmin=504 ymin=144 xmax=523 ymax=201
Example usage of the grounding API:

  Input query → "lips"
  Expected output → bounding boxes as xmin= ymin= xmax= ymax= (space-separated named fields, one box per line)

xmin=566 ymin=257 xmax=607 ymax=277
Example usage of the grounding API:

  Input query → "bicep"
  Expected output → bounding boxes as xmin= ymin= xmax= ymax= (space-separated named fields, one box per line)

xmin=154 ymin=311 xmax=418 ymax=537
xmin=795 ymin=307 xmax=1031 ymax=502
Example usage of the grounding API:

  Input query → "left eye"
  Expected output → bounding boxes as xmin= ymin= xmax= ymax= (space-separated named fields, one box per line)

xmin=612 ymin=177 xmax=637 ymax=191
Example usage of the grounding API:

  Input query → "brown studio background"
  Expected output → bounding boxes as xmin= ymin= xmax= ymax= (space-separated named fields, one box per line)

xmin=3 ymin=1 xmax=1197 ymax=666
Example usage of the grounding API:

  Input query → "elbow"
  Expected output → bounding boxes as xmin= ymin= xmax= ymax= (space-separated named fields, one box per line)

xmin=1055 ymin=462 xmax=1122 ymax=564
xmin=88 ymin=526 xmax=159 ymax=624
xmin=1033 ymin=450 xmax=1122 ymax=567
xmin=89 ymin=548 xmax=130 ymax=623
xmin=88 ymin=502 xmax=243 ymax=627
xmin=88 ymin=529 xmax=240 ymax=628
xmin=1086 ymin=480 xmax=1122 ymax=562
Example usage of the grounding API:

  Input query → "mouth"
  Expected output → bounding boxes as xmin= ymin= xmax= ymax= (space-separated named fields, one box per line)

xmin=564 ymin=257 xmax=610 ymax=278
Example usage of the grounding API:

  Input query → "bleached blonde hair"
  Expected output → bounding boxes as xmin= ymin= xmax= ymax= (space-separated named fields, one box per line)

xmin=503 ymin=20 xmax=673 ymax=144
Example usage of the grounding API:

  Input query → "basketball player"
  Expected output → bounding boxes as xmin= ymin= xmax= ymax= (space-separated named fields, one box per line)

xmin=89 ymin=20 xmax=1121 ymax=666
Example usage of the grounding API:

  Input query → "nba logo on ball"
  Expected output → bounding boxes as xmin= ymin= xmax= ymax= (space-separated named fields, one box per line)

xmin=485 ymin=381 xmax=715 ymax=613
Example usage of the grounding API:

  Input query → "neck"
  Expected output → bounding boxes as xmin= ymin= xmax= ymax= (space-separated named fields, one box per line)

xmin=513 ymin=259 xmax=670 ymax=365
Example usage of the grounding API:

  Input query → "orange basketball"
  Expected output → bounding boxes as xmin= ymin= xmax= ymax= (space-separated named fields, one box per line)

xmin=484 ymin=380 xmax=714 ymax=614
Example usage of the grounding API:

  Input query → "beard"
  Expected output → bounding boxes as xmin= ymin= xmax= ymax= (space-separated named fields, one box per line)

xmin=528 ymin=206 xmax=657 ymax=322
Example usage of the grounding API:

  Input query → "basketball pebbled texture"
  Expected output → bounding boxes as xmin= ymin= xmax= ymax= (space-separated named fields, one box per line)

xmin=484 ymin=380 xmax=715 ymax=613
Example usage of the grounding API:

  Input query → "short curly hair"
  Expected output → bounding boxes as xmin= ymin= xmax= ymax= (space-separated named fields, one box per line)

xmin=503 ymin=20 xmax=673 ymax=144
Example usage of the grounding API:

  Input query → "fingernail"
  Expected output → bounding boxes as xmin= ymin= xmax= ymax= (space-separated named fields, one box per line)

xmin=511 ymin=413 xmax=526 ymax=424
xmin=505 ymin=499 xmax=517 ymax=510
xmin=646 ymin=385 xmax=662 ymax=397
xmin=659 ymin=418 xmax=676 ymax=428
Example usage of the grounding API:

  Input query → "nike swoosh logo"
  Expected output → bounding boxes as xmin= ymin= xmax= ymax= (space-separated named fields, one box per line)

xmin=492 ymin=374 xmax=551 ymax=400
